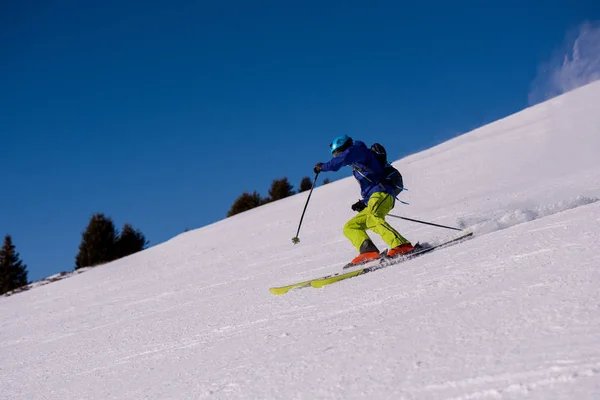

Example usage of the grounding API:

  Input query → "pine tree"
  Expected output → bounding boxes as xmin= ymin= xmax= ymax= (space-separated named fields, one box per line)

xmin=299 ymin=176 xmax=312 ymax=192
xmin=115 ymin=223 xmax=149 ymax=259
xmin=323 ymin=178 xmax=331 ymax=185
xmin=75 ymin=213 xmax=118 ymax=269
xmin=227 ymin=191 xmax=263 ymax=217
xmin=0 ymin=235 xmax=29 ymax=295
xmin=268 ymin=177 xmax=295 ymax=201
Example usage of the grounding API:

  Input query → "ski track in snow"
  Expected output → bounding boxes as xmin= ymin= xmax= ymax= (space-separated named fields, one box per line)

xmin=457 ymin=195 xmax=599 ymax=238
xmin=2 ymin=81 xmax=600 ymax=399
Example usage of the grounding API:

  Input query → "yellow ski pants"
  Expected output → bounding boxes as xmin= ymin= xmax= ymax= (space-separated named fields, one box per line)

xmin=343 ymin=192 xmax=410 ymax=251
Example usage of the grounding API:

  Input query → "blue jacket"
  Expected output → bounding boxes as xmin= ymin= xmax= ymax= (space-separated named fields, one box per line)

xmin=321 ymin=140 xmax=395 ymax=204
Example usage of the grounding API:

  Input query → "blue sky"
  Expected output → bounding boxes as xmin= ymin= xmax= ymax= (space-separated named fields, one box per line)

xmin=1 ymin=0 xmax=599 ymax=282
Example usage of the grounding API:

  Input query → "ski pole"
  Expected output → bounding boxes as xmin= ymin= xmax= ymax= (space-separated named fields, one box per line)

xmin=388 ymin=214 xmax=463 ymax=231
xmin=292 ymin=171 xmax=319 ymax=244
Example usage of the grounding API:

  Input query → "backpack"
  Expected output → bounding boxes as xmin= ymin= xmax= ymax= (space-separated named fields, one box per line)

xmin=370 ymin=143 xmax=404 ymax=196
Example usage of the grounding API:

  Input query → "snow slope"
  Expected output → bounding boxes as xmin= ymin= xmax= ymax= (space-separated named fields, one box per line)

xmin=2 ymin=81 xmax=600 ymax=399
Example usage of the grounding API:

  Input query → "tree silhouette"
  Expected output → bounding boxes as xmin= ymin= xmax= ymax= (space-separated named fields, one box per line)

xmin=268 ymin=177 xmax=295 ymax=201
xmin=75 ymin=213 xmax=118 ymax=269
xmin=0 ymin=235 xmax=29 ymax=295
xmin=227 ymin=191 xmax=264 ymax=217
xmin=323 ymin=178 xmax=331 ymax=185
xmin=115 ymin=223 xmax=149 ymax=259
xmin=299 ymin=176 xmax=312 ymax=192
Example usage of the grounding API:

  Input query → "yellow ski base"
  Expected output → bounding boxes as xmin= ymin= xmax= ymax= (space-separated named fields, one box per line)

xmin=269 ymin=267 xmax=367 ymax=294
xmin=269 ymin=278 xmax=314 ymax=295
xmin=309 ymin=269 xmax=365 ymax=288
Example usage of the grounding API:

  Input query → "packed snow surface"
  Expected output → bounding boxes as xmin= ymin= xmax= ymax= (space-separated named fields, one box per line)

xmin=2 ymin=82 xmax=600 ymax=399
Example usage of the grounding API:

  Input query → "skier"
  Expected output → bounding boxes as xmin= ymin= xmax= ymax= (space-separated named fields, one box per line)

xmin=314 ymin=135 xmax=416 ymax=265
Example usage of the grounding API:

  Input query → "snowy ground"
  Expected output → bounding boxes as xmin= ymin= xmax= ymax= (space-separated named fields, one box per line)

xmin=2 ymin=81 xmax=600 ymax=399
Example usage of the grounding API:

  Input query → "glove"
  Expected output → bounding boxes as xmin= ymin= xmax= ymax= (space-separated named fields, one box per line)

xmin=314 ymin=162 xmax=323 ymax=174
xmin=351 ymin=200 xmax=366 ymax=212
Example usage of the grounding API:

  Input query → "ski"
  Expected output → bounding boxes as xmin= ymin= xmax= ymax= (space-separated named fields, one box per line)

xmin=310 ymin=231 xmax=473 ymax=289
xmin=269 ymin=231 xmax=473 ymax=295
xmin=269 ymin=278 xmax=315 ymax=295
xmin=269 ymin=257 xmax=381 ymax=295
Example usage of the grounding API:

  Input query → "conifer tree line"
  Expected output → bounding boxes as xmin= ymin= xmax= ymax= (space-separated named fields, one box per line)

xmin=1 ymin=214 xmax=148 ymax=295
xmin=0 ymin=235 xmax=29 ymax=295
xmin=75 ymin=213 xmax=148 ymax=269
xmin=227 ymin=175 xmax=331 ymax=217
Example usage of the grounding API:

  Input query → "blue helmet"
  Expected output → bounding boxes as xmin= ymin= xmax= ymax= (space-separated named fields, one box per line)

xmin=329 ymin=135 xmax=353 ymax=155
